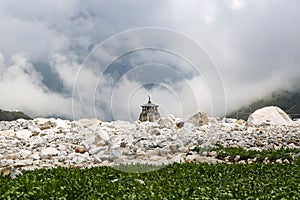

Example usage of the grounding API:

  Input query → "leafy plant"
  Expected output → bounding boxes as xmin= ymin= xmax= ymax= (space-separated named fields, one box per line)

xmin=204 ymin=145 xmax=300 ymax=163
xmin=1 ymin=163 xmax=300 ymax=199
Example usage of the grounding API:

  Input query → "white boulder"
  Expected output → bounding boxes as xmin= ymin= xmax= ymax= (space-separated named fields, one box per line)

xmin=187 ymin=111 xmax=209 ymax=127
xmin=16 ymin=129 xmax=32 ymax=140
xmin=247 ymin=106 xmax=295 ymax=126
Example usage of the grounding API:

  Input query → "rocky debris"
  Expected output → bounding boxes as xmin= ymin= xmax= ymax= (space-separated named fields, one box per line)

xmin=187 ymin=111 xmax=209 ymax=127
xmin=247 ymin=106 xmax=295 ymax=126
xmin=0 ymin=107 xmax=300 ymax=173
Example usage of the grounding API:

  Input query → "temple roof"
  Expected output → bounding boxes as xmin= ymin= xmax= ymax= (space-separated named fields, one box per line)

xmin=141 ymin=101 xmax=159 ymax=107
xmin=140 ymin=95 xmax=159 ymax=107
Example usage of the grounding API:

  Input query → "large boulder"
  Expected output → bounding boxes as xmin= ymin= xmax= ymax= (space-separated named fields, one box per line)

xmin=187 ymin=111 xmax=209 ymax=127
xmin=247 ymin=106 xmax=295 ymax=126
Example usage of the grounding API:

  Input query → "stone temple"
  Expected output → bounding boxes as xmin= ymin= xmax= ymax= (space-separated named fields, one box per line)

xmin=139 ymin=95 xmax=161 ymax=122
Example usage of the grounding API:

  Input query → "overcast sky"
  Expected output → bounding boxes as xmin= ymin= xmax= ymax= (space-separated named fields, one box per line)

xmin=0 ymin=0 xmax=299 ymax=121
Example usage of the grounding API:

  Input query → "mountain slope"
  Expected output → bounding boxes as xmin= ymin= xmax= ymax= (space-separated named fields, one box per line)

xmin=0 ymin=109 xmax=32 ymax=121
xmin=227 ymin=89 xmax=300 ymax=120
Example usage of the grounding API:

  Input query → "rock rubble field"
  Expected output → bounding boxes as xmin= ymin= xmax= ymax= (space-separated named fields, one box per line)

xmin=1 ymin=106 xmax=300 ymax=174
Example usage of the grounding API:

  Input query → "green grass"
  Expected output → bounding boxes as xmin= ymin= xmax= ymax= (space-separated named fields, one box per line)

xmin=1 ymin=162 xmax=300 ymax=199
xmin=192 ymin=145 xmax=300 ymax=163
xmin=112 ymin=163 xmax=165 ymax=173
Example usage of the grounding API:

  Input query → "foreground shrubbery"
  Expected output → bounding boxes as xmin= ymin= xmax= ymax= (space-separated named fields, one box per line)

xmin=1 ymin=162 xmax=300 ymax=199
xmin=212 ymin=145 xmax=300 ymax=163
xmin=192 ymin=145 xmax=300 ymax=164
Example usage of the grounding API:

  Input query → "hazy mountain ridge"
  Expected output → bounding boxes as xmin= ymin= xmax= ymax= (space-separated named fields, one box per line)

xmin=227 ymin=89 xmax=300 ymax=120
xmin=0 ymin=109 xmax=32 ymax=121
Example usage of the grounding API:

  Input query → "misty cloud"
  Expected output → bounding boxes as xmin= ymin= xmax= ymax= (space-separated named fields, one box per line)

xmin=0 ymin=53 xmax=72 ymax=118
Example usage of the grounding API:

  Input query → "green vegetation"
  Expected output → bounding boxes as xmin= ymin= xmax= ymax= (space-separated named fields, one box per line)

xmin=112 ymin=163 xmax=165 ymax=173
xmin=0 ymin=109 xmax=32 ymax=121
xmin=1 ymin=162 xmax=300 ymax=199
xmin=206 ymin=145 xmax=300 ymax=163
xmin=227 ymin=89 xmax=300 ymax=120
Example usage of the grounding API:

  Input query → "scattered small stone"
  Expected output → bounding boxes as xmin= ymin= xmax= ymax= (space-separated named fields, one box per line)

xmin=283 ymin=159 xmax=290 ymax=164
xmin=275 ymin=159 xmax=283 ymax=164
xmin=287 ymin=140 xmax=298 ymax=145
xmin=111 ymin=179 xmax=118 ymax=183
xmin=0 ymin=168 xmax=11 ymax=176
xmin=236 ymin=119 xmax=245 ymax=126
xmin=234 ymin=155 xmax=240 ymax=162
xmin=135 ymin=179 xmax=145 ymax=185
xmin=208 ymin=151 xmax=217 ymax=157
xmin=238 ymin=160 xmax=246 ymax=164
xmin=175 ymin=120 xmax=184 ymax=129
xmin=40 ymin=147 xmax=60 ymax=159
xmin=247 ymin=159 xmax=253 ymax=164
xmin=40 ymin=124 xmax=52 ymax=130
xmin=75 ymin=148 xmax=86 ymax=154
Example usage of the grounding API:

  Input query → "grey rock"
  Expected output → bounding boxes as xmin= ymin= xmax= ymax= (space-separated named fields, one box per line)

xmin=18 ymin=150 xmax=32 ymax=158
xmin=89 ymin=146 xmax=107 ymax=155
xmin=31 ymin=153 xmax=40 ymax=160
xmin=169 ymin=144 xmax=178 ymax=153
xmin=54 ymin=119 xmax=69 ymax=129
xmin=208 ymin=117 xmax=219 ymax=125
xmin=14 ymin=159 xmax=33 ymax=167
xmin=158 ymin=117 xmax=175 ymax=129
xmin=224 ymin=118 xmax=237 ymax=123
xmin=10 ymin=168 xmax=23 ymax=179
xmin=110 ymin=148 xmax=122 ymax=161
xmin=82 ymin=135 xmax=97 ymax=150
xmin=178 ymin=146 xmax=188 ymax=153
xmin=97 ymin=129 xmax=110 ymax=141
xmin=79 ymin=118 xmax=102 ymax=128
